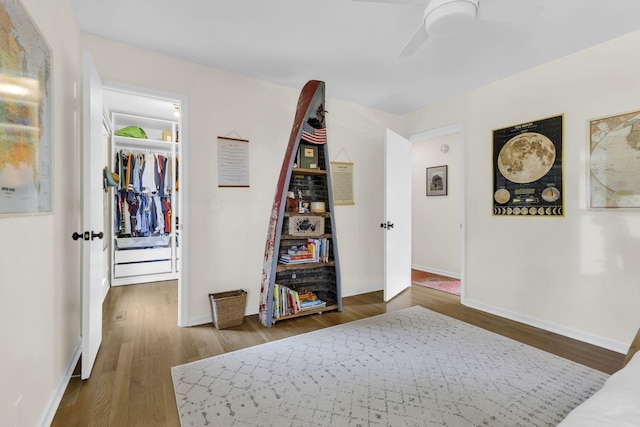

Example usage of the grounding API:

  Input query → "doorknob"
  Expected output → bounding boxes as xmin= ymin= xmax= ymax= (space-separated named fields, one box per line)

xmin=72 ymin=231 xmax=91 ymax=241
xmin=72 ymin=231 xmax=103 ymax=241
xmin=380 ymin=221 xmax=394 ymax=229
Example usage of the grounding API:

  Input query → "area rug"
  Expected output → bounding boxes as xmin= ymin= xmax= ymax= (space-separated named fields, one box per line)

xmin=412 ymin=271 xmax=461 ymax=296
xmin=171 ymin=306 xmax=607 ymax=427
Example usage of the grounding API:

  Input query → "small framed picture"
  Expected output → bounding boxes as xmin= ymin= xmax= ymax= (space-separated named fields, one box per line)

xmin=426 ymin=165 xmax=448 ymax=196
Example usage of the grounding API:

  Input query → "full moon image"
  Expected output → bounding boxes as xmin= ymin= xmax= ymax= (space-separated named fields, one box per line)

xmin=498 ymin=132 xmax=556 ymax=184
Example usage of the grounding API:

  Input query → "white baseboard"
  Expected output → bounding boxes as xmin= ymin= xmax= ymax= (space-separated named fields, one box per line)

xmin=38 ymin=337 xmax=82 ymax=427
xmin=412 ymin=264 xmax=460 ymax=280
xmin=342 ymin=285 xmax=382 ymax=298
xmin=464 ymin=298 xmax=628 ymax=355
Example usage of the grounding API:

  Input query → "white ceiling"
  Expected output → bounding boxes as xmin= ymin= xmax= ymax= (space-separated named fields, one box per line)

xmin=71 ymin=0 xmax=640 ymax=115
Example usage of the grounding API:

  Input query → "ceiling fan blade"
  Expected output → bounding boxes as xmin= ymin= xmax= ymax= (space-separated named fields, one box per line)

xmin=477 ymin=0 xmax=543 ymax=23
xmin=398 ymin=22 xmax=430 ymax=57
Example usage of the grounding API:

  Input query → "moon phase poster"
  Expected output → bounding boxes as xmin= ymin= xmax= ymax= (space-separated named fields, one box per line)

xmin=493 ymin=115 xmax=563 ymax=216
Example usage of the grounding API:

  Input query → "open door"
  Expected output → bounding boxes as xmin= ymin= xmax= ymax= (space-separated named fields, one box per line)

xmin=81 ymin=51 xmax=105 ymax=379
xmin=383 ymin=128 xmax=413 ymax=301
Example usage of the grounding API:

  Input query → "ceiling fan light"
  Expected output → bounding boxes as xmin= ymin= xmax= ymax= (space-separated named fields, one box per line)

xmin=424 ymin=0 xmax=478 ymax=38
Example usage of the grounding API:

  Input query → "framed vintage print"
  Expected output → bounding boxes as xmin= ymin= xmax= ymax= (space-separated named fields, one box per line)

xmin=492 ymin=114 xmax=564 ymax=216
xmin=217 ymin=136 xmax=250 ymax=187
xmin=426 ymin=165 xmax=447 ymax=196
xmin=588 ymin=109 xmax=640 ymax=208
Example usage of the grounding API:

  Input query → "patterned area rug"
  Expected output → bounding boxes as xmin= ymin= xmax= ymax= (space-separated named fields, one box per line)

xmin=171 ymin=306 xmax=607 ymax=427
xmin=412 ymin=270 xmax=461 ymax=296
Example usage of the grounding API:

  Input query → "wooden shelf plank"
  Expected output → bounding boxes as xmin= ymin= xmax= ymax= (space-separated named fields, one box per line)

xmin=272 ymin=303 xmax=338 ymax=324
xmin=283 ymin=212 xmax=330 ymax=217
xmin=291 ymin=167 xmax=326 ymax=175
xmin=276 ymin=261 xmax=335 ymax=272
xmin=280 ymin=233 xmax=332 ymax=240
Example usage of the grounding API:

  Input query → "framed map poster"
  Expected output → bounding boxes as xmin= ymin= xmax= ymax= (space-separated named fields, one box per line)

xmin=492 ymin=115 xmax=563 ymax=216
xmin=588 ymin=110 xmax=640 ymax=208
xmin=0 ymin=0 xmax=52 ymax=215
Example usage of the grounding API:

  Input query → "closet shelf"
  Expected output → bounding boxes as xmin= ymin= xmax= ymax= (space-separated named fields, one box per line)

xmin=114 ymin=135 xmax=175 ymax=151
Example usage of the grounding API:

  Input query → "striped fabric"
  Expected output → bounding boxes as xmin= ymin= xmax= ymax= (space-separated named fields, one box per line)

xmin=301 ymin=122 xmax=326 ymax=144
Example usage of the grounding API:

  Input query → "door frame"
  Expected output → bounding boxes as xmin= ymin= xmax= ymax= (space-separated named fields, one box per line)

xmin=102 ymin=79 xmax=191 ymax=327
xmin=409 ymin=122 xmax=466 ymax=302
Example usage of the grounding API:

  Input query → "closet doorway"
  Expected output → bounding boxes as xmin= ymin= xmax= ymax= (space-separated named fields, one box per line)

xmin=102 ymin=82 xmax=189 ymax=326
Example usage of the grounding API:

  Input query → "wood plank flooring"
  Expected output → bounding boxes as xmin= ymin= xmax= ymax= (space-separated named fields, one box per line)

xmin=52 ymin=280 xmax=625 ymax=426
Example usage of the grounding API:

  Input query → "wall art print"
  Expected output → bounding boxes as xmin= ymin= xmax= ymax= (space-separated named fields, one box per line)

xmin=589 ymin=109 xmax=640 ymax=208
xmin=493 ymin=115 xmax=563 ymax=216
xmin=426 ymin=165 xmax=447 ymax=196
xmin=0 ymin=0 xmax=52 ymax=215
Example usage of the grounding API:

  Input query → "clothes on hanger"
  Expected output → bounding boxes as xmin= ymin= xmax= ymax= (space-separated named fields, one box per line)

xmin=114 ymin=149 xmax=175 ymax=237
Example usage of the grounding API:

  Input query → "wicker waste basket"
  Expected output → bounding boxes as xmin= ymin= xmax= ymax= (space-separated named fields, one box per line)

xmin=209 ymin=290 xmax=247 ymax=329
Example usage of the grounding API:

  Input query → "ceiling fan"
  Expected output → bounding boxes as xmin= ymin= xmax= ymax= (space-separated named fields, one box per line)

xmin=355 ymin=0 xmax=543 ymax=57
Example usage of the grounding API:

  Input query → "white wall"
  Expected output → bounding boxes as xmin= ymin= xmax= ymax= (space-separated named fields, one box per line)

xmin=411 ymin=131 xmax=462 ymax=278
xmin=404 ymin=29 xmax=640 ymax=353
xmin=0 ymin=0 xmax=82 ymax=426
xmin=80 ymin=34 xmax=403 ymax=325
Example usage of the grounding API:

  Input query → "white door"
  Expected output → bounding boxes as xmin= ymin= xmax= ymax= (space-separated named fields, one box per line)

xmin=81 ymin=51 xmax=105 ymax=379
xmin=383 ymin=128 xmax=412 ymax=301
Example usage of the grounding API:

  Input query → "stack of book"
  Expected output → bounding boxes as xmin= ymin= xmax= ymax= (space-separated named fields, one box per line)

xmin=272 ymin=285 xmax=326 ymax=318
xmin=298 ymin=290 xmax=326 ymax=311
xmin=279 ymin=246 xmax=313 ymax=264
xmin=278 ymin=239 xmax=330 ymax=264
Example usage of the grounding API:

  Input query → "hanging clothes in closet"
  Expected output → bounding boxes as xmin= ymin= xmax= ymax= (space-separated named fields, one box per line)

xmin=114 ymin=149 xmax=173 ymax=238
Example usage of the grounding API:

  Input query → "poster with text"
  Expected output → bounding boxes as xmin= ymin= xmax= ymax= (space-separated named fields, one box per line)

xmin=492 ymin=115 xmax=563 ymax=216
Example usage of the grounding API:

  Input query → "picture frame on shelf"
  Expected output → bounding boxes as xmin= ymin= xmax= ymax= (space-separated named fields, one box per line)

xmin=426 ymin=165 xmax=448 ymax=196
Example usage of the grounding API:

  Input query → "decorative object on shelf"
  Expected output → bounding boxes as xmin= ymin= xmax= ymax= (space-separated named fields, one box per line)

xmin=492 ymin=114 xmax=564 ymax=216
xmin=288 ymin=215 xmax=325 ymax=237
xmin=310 ymin=201 xmax=326 ymax=212
xmin=258 ymin=80 xmax=341 ymax=327
xmin=217 ymin=136 xmax=250 ymax=187
xmin=588 ymin=109 xmax=640 ymax=208
xmin=426 ymin=165 xmax=448 ymax=196
xmin=0 ymin=0 xmax=52 ymax=215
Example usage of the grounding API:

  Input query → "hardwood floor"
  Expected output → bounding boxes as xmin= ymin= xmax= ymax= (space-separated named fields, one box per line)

xmin=52 ymin=280 xmax=625 ymax=426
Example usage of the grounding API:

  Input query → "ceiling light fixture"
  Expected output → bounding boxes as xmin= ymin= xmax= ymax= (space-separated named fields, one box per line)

xmin=424 ymin=0 xmax=479 ymax=38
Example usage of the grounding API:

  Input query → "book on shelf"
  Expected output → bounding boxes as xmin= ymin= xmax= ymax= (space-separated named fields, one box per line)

xmin=272 ymin=285 xmax=325 ymax=318
xmin=278 ymin=238 xmax=330 ymax=265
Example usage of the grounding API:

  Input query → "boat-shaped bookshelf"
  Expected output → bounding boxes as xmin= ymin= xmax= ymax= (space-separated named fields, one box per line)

xmin=258 ymin=80 xmax=342 ymax=327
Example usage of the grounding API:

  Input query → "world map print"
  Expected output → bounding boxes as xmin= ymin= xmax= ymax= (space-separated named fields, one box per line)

xmin=590 ymin=110 xmax=640 ymax=208
xmin=0 ymin=0 xmax=52 ymax=214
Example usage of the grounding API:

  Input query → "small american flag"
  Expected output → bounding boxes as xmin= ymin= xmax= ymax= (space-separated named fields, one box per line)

xmin=301 ymin=122 xmax=326 ymax=144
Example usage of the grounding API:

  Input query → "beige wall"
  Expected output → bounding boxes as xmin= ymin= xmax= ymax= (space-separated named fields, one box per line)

xmin=404 ymin=29 xmax=640 ymax=353
xmin=80 ymin=34 xmax=403 ymax=325
xmin=0 ymin=0 xmax=82 ymax=426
